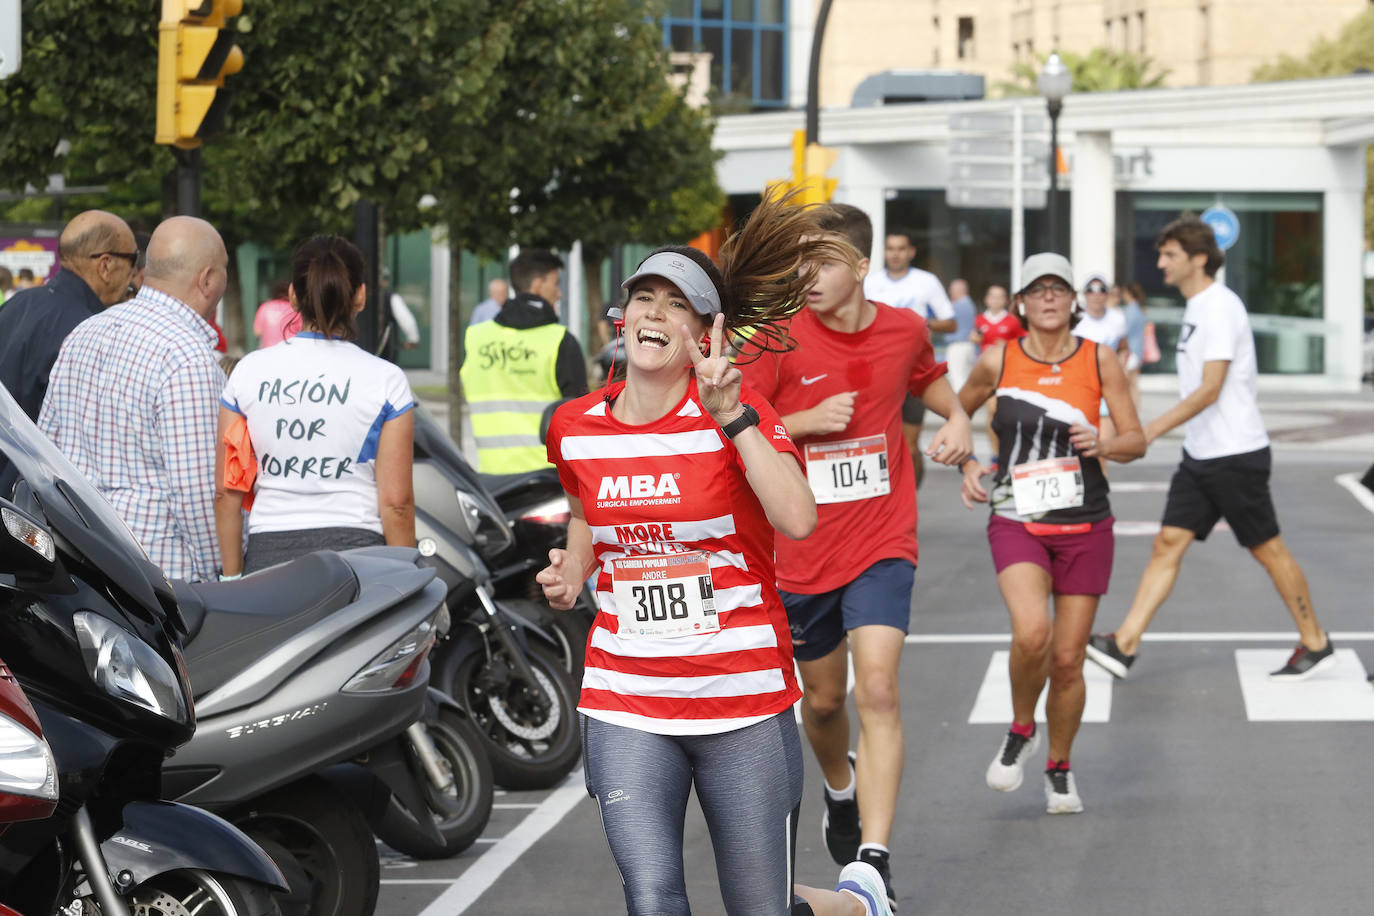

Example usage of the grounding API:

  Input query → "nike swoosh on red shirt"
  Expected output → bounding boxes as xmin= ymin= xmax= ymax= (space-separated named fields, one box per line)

xmin=800 ymin=374 xmax=827 ymax=385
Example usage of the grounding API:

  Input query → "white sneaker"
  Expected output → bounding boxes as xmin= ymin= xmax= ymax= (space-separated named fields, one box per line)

xmin=1044 ymin=767 xmax=1084 ymax=814
xmin=986 ymin=726 xmax=1040 ymax=792
xmin=836 ymin=860 xmax=894 ymax=916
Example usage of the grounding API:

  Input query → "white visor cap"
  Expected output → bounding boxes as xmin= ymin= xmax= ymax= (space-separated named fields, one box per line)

xmin=619 ymin=251 xmax=722 ymax=317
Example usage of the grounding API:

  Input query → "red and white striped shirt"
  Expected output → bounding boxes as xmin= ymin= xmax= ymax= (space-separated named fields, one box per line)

xmin=546 ymin=378 xmax=803 ymax=735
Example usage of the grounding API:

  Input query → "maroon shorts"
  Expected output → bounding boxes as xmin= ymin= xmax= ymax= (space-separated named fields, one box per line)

xmin=987 ymin=515 xmax=1115 ymax=596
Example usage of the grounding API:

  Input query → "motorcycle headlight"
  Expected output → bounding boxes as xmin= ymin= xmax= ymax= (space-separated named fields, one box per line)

xmin=0 ymin=712 xmax=58 ymax=803
xmin=456 ymin=489 xmax=515 ymax=556
xmin=73 ymin=612 xmax=190 ymax=724
xmin=519 ymin=496 xmax=571 ymax=526
xmin=343 ymin=609 xmax=444 ymax=694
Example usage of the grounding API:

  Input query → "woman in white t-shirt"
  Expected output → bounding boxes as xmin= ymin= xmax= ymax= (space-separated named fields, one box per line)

xmin=214 ymin=235 xmax=415 ymax=576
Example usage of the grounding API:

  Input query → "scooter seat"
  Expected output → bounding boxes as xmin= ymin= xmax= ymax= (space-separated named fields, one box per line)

xmin=478 ymin=468 xmax=562 ymax=503
xmin=174 ymin=551 xmax=360 ymax=699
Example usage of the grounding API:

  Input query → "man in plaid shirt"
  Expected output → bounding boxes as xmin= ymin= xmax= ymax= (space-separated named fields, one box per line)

xmin=40 ymin=217 xmax=230 ymax=582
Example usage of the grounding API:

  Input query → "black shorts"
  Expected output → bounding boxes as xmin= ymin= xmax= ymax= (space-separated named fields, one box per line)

xmin=901 ymin=393 xmax=926 ymax=425
xmin=1160 ymin=447 xmax=1279 ymax=548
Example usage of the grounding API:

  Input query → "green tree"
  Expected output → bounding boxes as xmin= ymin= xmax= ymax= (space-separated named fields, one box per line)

xmin=428 ymin=0 xmax=724 ymax=432
xmin=1253 ymin=7 xmax=1374 ymax=245
xmin=0 ymin=0 xmax=504 ymax=345
xmin=998 ymin=48 xmax=1170 ymax=97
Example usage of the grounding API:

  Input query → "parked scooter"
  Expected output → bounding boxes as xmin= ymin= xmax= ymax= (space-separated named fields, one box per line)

xmin=0 ymin=385 xmax=287 ymax=915
xmin=410 ymin=407 xmax=581 ymax=791
xmin=165 ymin=544 xmax=493 ymax=899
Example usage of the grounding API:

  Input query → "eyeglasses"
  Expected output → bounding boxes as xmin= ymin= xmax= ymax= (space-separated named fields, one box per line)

xmin=91 ymin=251 xmax=139 ymax=267
xmin=1023 ymin=281 xmax=1073 ymax=299
xmin=1084 ymin=284 xmax=1109 ymax=294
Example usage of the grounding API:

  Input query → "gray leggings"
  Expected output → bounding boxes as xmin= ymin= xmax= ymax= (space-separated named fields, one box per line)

xmin=582 ymin=711 xmax=806 ymax=916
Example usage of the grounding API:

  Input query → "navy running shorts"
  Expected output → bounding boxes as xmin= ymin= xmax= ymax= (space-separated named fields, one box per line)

xmin=781 ymin=558 xmax=916 ymax=661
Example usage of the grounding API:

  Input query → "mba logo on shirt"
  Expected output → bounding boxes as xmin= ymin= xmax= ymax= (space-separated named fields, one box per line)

xmin=596 ymin=473 xmax=682 ymax=508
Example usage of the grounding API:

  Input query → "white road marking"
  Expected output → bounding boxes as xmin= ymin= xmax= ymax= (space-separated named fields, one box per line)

xmin=968 ymin=650 xmax=1114 ymax=724
xmin=1335 ymin=472 xmax=1374 ymax=517
xmin=1235 ymin=649 xmax=1374 ymax=721
xmin=1112 ymin=519 xmax=1230 ymax=536
xmin=1109 ymin=481 xmax=1170 ymax=492
xmin=492 ymin=803 xmax=540 ymax=810
xmin=906 ymin=631 xmax=1374 ymax=644
xmin=416 ymin=774 xmax=586 ymax=916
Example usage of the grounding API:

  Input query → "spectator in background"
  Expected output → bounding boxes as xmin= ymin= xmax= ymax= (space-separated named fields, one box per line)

xmin=970 ymin=284 xmax=1025 ymax=466
xmin=470 ymin=277 xmax=509 ymax=325
xmin=38 ymin=216 xmax=228 ymax=581
xmin=863 ymin=228 xmax=956 ymax=488
xmin=946 ymin=278 xmax=979 ymax=391
xmin=0 ymin=267 xmax=14 ymax=304
xmin=1118 ymin=282 xmax=1148 ymax=406
xmin=217 ymin=236 xmax=415 ymax=577
xmin=460 ymin=249 xmax=587 ymax=472
xmin=382 ymin=267 xmax=421 ymax=352
xmin=254 ymin=279 xmax=300 ymax=348
xmin=0 ymin=210 xmax=137 ymax=427
xmin=16 ymin=268 xmax=38 ymax=289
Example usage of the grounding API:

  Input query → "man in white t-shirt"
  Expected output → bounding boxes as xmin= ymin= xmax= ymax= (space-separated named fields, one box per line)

xmin=1087 ymin=216 xmax=1333 ymax=683
xmin=862 ymin=228 xmax=955 ymax=486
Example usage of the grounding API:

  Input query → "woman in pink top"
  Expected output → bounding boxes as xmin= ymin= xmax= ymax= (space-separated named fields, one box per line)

xmin=253 ymin=279 xmax=302 ymax=347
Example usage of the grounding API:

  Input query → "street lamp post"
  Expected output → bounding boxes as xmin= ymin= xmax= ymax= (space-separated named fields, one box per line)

xmin=1038 ymin=53 xmax=1072 ymax=254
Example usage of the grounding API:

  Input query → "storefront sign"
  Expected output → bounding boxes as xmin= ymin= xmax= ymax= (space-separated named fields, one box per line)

xmin=0 ymin=237 xmax=59 ymax=282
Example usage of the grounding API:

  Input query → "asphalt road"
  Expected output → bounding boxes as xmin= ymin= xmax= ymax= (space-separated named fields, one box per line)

xmin=376 ymin=423 xmax=1374 ymax=915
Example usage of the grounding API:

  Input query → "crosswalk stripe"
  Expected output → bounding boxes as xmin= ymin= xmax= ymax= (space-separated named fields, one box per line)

xmin=967 ymin=650 xmax=1114 ymax=724
xmin=1235 ymin=649 xmax=1374 ymax=721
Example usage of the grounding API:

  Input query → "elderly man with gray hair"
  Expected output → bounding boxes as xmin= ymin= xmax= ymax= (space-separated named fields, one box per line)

xmin=39 ymin=216 xmax=230 ymax=581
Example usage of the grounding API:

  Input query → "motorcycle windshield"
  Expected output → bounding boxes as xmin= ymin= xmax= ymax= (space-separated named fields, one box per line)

xmin=0 ymin=382 xmax=169 ymax=617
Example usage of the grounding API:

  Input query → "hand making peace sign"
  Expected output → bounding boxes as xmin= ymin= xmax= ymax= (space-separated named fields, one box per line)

xmin=677 ymin=312 xmax=744 ymax=428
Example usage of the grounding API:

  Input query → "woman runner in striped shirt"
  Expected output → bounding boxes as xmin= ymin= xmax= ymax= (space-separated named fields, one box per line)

xmin=537 ymin=194 xmax=894 ymax=916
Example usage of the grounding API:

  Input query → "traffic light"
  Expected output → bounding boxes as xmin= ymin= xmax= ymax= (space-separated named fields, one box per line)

xmin=156 ymin=0 xmax=245 ymax=149
xmin=766 ymin=129 xmax=839 ymax=205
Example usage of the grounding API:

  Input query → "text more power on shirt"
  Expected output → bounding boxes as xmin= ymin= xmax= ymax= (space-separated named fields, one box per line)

xmin=221 ymin=333 xmax=415 ymax=534
xmin=1176 ymin=281 xmax=1269 ymax=460
xmin=738 ymin=304 xmax=946 ymax=594
xmin=545 ymin=379 xmax=803 ymax=736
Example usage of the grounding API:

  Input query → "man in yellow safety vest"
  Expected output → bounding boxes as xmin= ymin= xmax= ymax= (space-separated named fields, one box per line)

xmin=460 ymin=248 xmax=588 ymax=472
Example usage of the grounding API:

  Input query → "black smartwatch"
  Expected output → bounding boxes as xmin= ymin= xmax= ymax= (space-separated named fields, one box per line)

xmin=721 ymin=404 xmax=760 ymax=439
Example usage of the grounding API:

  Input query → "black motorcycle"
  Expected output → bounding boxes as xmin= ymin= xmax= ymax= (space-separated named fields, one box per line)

xmin=0 ymin=385 xmax=286 ymax=915
xmin=411 ymin=406 xmax=581 ymax=792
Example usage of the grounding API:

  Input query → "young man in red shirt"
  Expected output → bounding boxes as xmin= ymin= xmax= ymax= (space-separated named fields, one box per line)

xmin=740 ymin=204 xmax=973 ymax=910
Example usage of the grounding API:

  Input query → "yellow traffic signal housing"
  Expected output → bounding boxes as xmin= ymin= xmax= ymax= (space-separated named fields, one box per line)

xmin=156 ymin=0 xmax=245 ymax=149
xmin=767 ymin=129 xmax=839 ymax=205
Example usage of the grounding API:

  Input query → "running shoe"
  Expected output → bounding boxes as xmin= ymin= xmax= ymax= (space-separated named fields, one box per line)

xmin=986 ymin=725 xmax=1039 ymax=792
xmin=1043 ymin=765 xmax=1084 ymax=814
xmin=1269 ymin=638 xmax=1337 ymax=681
xmin=822 ymin=751 xmax=861 ymax=866
xmin=1085 ymin=633 xmax=1135 ymax=679
xmin=836 ymin=860 xmax=894 ymax=916
xmin=857 ymin=847 xmax=897 ymax=913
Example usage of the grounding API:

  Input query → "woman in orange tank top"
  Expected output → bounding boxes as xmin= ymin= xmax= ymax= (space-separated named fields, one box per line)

xmin=955 ymin=253 xmax=1145 ymax=815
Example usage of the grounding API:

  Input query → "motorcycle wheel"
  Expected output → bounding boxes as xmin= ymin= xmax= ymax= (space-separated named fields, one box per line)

xmin=373 ymin=708 xmax=495 ymax=859
xmin=234 ymin=777 xmax=379 ymax=916
xmin=450 ymin=643 xmax=581 ymax=790
xmin=125 ymin=869 xmax=281 ymax=916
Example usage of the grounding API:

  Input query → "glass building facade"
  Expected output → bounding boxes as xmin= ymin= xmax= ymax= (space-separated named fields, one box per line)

xmin=659 ymin=0 xmax=789 ymax=110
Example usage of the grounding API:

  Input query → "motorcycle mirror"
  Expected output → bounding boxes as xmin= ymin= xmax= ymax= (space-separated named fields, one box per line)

xmin=540 ymin=399 xmax=570 ymax=447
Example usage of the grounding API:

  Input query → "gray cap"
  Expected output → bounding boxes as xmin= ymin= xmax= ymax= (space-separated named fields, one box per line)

xmin=619 ymin=251 xmax=722 ymax=317
xmin=1018 ymin=253 xmax=1074 ymax=294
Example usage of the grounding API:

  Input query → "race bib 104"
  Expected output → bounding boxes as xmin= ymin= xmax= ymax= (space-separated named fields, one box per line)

xmin=611 ymin=551 xmax=719 ymax=639
xmin=1010 ymin=456 xmax=1084 ymax=516
xmin=805 ymin=434 xmax=890 ymax=504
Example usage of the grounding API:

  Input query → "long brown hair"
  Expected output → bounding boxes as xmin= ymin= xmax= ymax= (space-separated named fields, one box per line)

xmin=291 ymin=235 xmax=365 ymax=341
